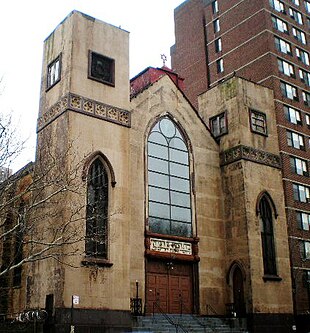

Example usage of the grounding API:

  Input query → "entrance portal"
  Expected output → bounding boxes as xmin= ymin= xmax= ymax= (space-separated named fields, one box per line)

xmin=146 ymin=260 xmax=193 ymax=314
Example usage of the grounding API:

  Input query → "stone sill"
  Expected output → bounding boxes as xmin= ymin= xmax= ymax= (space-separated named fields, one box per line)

xmin=81 ymin=257 xmax=113 ymax=267
xmin=263 ymin=274 xmax=282 ymax=282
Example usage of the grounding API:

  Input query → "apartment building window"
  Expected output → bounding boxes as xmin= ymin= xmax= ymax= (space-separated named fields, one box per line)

xmin=284 ymin=105 xmax=302 ymax=124
xmin=301 ymin=241 xmax=310 ymax=259
xmin=281 ymin=81 xmax=299 ymax=100
xmin=278 ymin=59 xmax=295 ymax=77
xmin=290 ymin=156 xmax=308 ymax=175
xmin=299 ymin=68 xmax=310 ymax=85
xmin=210 ymin=112 xmax=227 ymax=137
xmin=305 ymin=1 xmax=310 ymax=13
xmin=292 ymin=27 xmax=307 ymax=44
xmin=275 ymin=37 xmax=292 ymax=55
xmin=296 ymin=47 xmax=310 ymax=65
xmin=213 ymin=19 xmax=220 ymax=33
xmin=293 ymin=183 xmax=310 ymax=202
xmin=215 ymin=38 xmax=222 ymax=52
xmin=250 ymin=109 xmax=267 ymax=135
xmin=272 ymin=16 xmax=289 ymax=33
xmin=217 ymin=58 xmax=224 ymax=73
xmin=304 ymin=271 xmax=310 ymax=289
xmin=297 ymin=211 xmax=310 ymax=230
xmin=287 ymin=130 xmax=305 ymax=149
xmin=212 ymin=0 xmax=219 ymax=14
xmin=306 ymin=114 xmax=310 ymax=126
xmin=289 ymin=7 xmax=303 ymax=24
xmin=270 ymin=0 xmax=286 ymax=13
xmin=292 ymin=0 xmax=300 ymax=5
xmin=302 ymin=90 xmax=310 ymax=104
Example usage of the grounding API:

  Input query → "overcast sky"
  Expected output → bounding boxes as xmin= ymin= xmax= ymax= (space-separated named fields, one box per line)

xmin=0 ymin=0 xmax=185 ymax=172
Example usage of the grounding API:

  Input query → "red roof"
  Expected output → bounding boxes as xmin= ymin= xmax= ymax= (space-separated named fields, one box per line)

xmin=130 ymin=66 xmax=185 ymax=98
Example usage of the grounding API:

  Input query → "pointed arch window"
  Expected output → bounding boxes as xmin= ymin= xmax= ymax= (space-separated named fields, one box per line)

xmin=13 ymin=201 xmax=25 ymax=287
xmin=147 ymin=117 xmax=192 ymax=237
xmin=259 ymin=195 xmax=277 ymax=276
xmin=86 ymin=158 xmax=109 ymax=258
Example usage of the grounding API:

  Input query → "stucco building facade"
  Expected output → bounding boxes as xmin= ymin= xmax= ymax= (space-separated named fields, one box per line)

xmin=0 ymin=9 xmax=297 ymax=333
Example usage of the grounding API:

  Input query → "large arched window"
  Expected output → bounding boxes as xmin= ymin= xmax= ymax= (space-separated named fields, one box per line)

xmin=258 ymin=194 xmax=277 ymax=275
xmin=86 ymin=158 xmax=109 ymax=258
xmin=147 ymin=117 xmax=192 ymax=237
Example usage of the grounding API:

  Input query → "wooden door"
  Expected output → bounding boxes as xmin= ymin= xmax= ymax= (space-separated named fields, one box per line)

xmin=146 ymin=260 xmax=193 ymax=314
xmin=233 ymin=266 xmax=246 ymax=317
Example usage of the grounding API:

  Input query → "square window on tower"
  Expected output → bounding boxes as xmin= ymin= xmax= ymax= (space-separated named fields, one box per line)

xmin=210 ymin=112 xmax=227 ymax=137
xmin=47 ymin=54 xmax=61 ymax=90
xmin=88 ymin=51 xmax=115 ymax=86
xmin=249 ymin=109 xmax=268 ymax=136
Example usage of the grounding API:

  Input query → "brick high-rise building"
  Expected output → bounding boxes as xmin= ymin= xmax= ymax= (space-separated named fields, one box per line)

xmin=171 ymin=0 xmax=310 ymax=328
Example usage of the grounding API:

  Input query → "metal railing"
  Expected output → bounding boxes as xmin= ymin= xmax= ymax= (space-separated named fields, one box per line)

xmin=179 ymin=299 xmax=217 ymax=333
xmin=206 ymin=303 xmax=219 ymax=316
xmin=152 ymin=301 xmax=189 ymax=333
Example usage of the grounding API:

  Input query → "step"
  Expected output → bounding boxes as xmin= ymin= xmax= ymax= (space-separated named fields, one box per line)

xmin=132 ymin=314 xmax=248 ymax=333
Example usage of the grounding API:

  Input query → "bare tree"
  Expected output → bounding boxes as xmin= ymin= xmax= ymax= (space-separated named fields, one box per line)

xmin=0 ymin=82 xmax=115 ymax=322
xmin=0 ymin=125 xmax=92 ymax=320
xmin=0 ymin=114 xmax=25 ymax=172
xmin=0 ymin=143 xmax=88 ymax=274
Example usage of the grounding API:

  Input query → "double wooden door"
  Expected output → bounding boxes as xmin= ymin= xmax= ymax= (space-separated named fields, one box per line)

xmin=146 ymin=260 xmax=193 ymax=314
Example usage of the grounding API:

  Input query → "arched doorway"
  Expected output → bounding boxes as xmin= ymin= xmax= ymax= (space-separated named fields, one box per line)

xmin=232 ymin=266 xmax=246 ymax=317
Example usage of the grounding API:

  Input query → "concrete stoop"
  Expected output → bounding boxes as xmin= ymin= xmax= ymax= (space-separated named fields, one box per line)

xmin=131 ymin=314 xmax=248 ymax=333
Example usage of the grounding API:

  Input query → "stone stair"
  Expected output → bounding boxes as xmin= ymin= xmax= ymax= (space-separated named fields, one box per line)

xmin=130 ymin=314 xmax=248 ymax=333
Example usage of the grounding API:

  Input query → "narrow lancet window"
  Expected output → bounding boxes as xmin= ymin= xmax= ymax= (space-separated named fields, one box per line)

xmin=259 ymin=195 xmax=277 ymax=275
xmin=86 ymin=159 xmax=109 ymax=258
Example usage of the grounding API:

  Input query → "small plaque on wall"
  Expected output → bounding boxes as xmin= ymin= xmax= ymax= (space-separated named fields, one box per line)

xmin=150 ymin=238 xmax=192 ymax=255
xmin=88 ymin=50 xmax=115 ymax=86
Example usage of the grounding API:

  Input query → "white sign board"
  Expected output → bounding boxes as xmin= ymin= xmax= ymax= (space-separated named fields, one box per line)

xmin=72 ymin=295 xmax=80 ymax=305
xmin=150 ymin=238 xmax=192 ymax=255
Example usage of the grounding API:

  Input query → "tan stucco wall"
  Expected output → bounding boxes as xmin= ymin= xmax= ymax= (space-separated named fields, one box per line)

xmin=198 ymin=77 xmax=293 ymax=314
xmin=39 ymin=10 xmax=130 ymax=121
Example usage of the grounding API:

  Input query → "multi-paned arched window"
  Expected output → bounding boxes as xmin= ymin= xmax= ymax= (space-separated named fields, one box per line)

xmin=86 ymin=158 xmax=109 ymax=258
xmin=147 ymin=117 xmax=192 ymax=237
xmin=258 ymin=194 xmax=277 ymax=275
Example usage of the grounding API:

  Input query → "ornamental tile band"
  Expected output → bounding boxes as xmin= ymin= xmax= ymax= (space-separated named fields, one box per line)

xmin=37 ymin=93 xmax=131 ymax=132
xmin=220 ymin=145 xmax=281 ymax=169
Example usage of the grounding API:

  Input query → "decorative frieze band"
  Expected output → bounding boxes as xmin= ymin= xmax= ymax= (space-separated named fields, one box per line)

xmin=220 ymin=145 xmax=281 ymax=169
xmin=37 ymin=93 xmax=131 ymax=132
